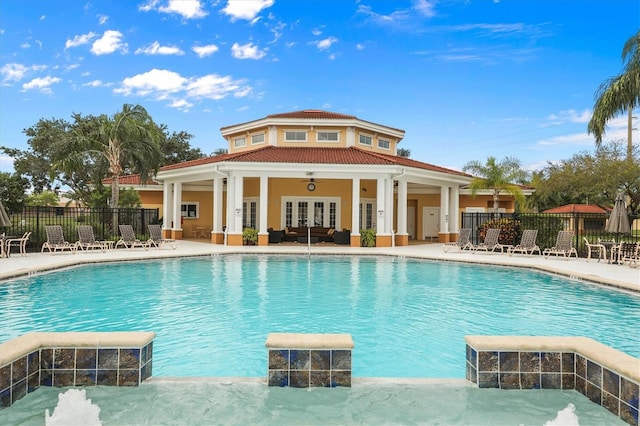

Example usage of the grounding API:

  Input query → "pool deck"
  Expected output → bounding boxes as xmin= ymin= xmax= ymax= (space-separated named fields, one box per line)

xmin=0 ymin=241 xmax=638 ymax=292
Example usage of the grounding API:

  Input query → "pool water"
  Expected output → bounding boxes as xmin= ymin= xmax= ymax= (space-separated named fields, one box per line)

xmin=0 ymin=382 xmax=627 ymax=425
xmin=1 ymin=254 xmax=638 ymax=378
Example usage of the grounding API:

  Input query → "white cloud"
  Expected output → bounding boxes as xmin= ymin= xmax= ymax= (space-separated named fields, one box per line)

xmin=22 ymin=76 xmax=62 ymax=94
xmin=65 ymin=32 xmax=97 ymax=49
xmin=414 ymin=0 xmax=436 ymax=18
xmin=222 ymin=0 xmax=274 ymax=22
xmin=83 ymin=80 xmax=106 ymax=87
xmin=169 ymin=99 xmax=193 ymax=110
xmin=135 ymin=41 xmax=184 ymax=55
xmin=314 ymin=37 xmax=338 ymax=50
xmin=192 ymin=44 xmax=219 ymax=58
xmin=91 ymin=30 xmax=127 ymax=55
xmin=114 ymin=68 xmax=252 ymax=103
xmin=356 ymin=43 xmax=365 ymax=50
xmin=231 ymin=42 xmax=267 ymax=60
xmin=1 ymin=63 xmax=46 ymax=83
xmin=544 ymin=109 xmax=591 ymax=126
xmin=140 ymin=0 xmax=207 ymax=19
xmin=97 ymin=14 xmax=109 ymax=25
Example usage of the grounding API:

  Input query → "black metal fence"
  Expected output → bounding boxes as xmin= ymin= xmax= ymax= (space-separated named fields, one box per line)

xmin=1 ymin=206 xmax=160 ymax=252
xmin=461 ymin=212 xmax=639 ymax=257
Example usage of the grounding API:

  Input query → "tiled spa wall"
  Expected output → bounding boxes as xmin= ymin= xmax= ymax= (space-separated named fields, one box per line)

xmin=465 ymin=339 xmax=639 ymax=426
xmin=266 ymin=333 xmax=353 ymax=387
xmin=0 ymin=338 xmax=154 ymax=408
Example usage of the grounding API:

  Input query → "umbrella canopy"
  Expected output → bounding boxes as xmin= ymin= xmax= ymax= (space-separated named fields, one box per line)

xmin=605 ymin=193 xmax=631 ymax=237
xmin=0 ymin=200 xmax=10 ymax=228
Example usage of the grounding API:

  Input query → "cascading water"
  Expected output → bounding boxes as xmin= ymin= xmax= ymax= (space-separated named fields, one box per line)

xmin=45 ymin=388 xmax=102 ymax=426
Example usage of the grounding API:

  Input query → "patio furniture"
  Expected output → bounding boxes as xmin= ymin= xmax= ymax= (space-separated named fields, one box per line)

xmin=268 ymin=228 xmax=283 ymax=243
xmin=543 ymin=231 xmax=578 ymax=259
xmin=583 ymin=237 xmax=606 ymax=262
xmin=116 ymin=225 xmax=150 ymax=250
xmin=442 ymin=228 xmax=472 ymax=252
xmin=333 ymin=229 xmax=351 ymax=245
xmin=42 ymin=225 xmax=77 ymax=254
xmin=617 ymin=242 xmax=639 ymax=267
xmin=472 ymin=229 xmax=502 ymax=254
xmin=76 ymin=225 xmax=110 ymax=252
xmin=5 ymin=231 xmax=31 ymax=257
xmin=508 ymin=230 xmax=541 ymax=257
xmin=147 ymin=224 xmax=177 ymax=249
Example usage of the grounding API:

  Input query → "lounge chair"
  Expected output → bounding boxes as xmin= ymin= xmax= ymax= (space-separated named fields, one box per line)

xmin=472 ymin=228 xmax=502 ymax=253
xmin=41 ymin=225 xmax=77 ymax=254
xmin=583 ymin=237 xmax=606 ymax=262
xmin=617 ymin=242 xmax=639 ymax=267
xmin=115 ymin=225 xmax=150 ymax=250
xmin=5 ymin=231 xmax=31 ymax=257
xmin=76 ymin=225 xmax=110 ymax=252
xmin=543 ymin=231 xmax=578 ymax=259
xmin=508 ymin=230 xmax=541 ymax=257
xmin=442 ymin=228 xmax=473 ymax=252
xmin=147 ymin=224 xmax=177 ymax=249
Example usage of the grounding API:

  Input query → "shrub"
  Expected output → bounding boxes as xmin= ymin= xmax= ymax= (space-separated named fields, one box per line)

xmin=478 ymin=218 xmax=521 ymax=245
xmin=360 ymin=228 xmax=376 ymax=247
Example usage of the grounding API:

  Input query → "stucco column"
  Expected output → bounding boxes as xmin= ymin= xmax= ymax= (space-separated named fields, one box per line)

xmin=351 ymin=178 xmax=360 ymax=247
xmin=227 ymin=174 xmax=244 ymax=246
xmin=162 ymin=181 xmax=173 ymax=238
xmin=439 ymin=186 xmax=450 ymax=243
xmin=212 ymin=177 xmax=224 ymax=244
xmin=449 ymin=185 xmax=460 ymax=240
xmin=375 ymin=177 xmax=393 ymax=247
xmin=171 ymin=181 xmax=182 ymax=239
xmin=396 ymin=180 xmax=408 ymax=246
xmin=258 ymin=175 xmax=269 ymax=246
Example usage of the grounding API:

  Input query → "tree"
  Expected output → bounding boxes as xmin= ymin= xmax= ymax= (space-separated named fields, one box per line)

xmin=462 ymin=156 xmax=528 ymax=213
xmin=212 ymin=148 xmax=228 ymax=156
xmin=397 ymin=148 xmax=411 ymax=158
xmin=158 ymin=127 xmax=205 ymax=165
xmin=24 ymin=191 xmax=59 ymax=207
xmin=54 ymin=104 xmax=163 ymax=208
xmin=588 ymin=30 xmax=640 ymax=159
xmin=0 ymin=172 xmax=29 ymax=212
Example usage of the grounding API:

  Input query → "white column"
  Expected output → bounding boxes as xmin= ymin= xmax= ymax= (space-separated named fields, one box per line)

xmin=439 ymin=186 xmax=449 ymax=236
xmin=449 ymin=185 xmax=460 ymax=233
xmin=351 ymin=178 xmax=360 ymax=235
xmin=232 ymin=175 xmax=244 ymax=233
xmin=162 ymin=181 xmax=173 ymax=231
xmin=172 ymin=182 xmax=182 ymax=231
xmin=376 ymin=178 xmax=386 ymax=234
xmin=385 ymin=178 xmax=393 ymax=234
xmin=259 ymin=176 xmax=268 ymax=234
xmin=397 ymin=181 xmax=407 ymax=235
xmin=213 ymin=178 xmax=223 ymax=233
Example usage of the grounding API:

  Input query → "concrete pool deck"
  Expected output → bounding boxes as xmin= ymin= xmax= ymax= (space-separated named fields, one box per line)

xmin=0 ymin=241 xmax=638 ymax=292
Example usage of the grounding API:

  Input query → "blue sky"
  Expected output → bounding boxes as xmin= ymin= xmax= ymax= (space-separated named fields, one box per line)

xmin=0 ymin=0 xmax=638 ymax=175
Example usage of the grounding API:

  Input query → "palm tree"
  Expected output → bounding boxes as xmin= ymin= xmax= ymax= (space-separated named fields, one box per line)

xmin=462 ymin=156 xmax=528 ymax=213
xmin=588 ymin=30 xmax=640 ymax=159
xmin=56 ymin=104 xmax=162 ymax=208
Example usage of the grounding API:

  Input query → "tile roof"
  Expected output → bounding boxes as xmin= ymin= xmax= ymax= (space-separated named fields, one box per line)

xmin=102 ymin=174 xmax=159 ymax=185
xmin=542 ymin=204 xmax=609 ymax=214
xmin=159 ymin=146 xmax=470 ymax=177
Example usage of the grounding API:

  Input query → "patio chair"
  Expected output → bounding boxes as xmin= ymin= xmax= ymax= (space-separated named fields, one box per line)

xmin=41 ymin=225 xmax=77 ymax=254
xmin=115 ymin=225 xmax=150 ymax=250
xmin=5 ymin=231 xmax=31 ymax=257
xmin=508 ymin=230 xmax=541 ymax=257
xmin=583 ymin=237 xmax=606 ymax=262
xmin=542 ymin=231 xmax=578 ymax=259
xmin=442 ymin=228 xmax=473 ymax=252
xmin=471 ymin=228 xmax=502 ymax=254
xmin=76 ymin=225 xmax=109 ymax=252
xmin=617 ymin=242 xmax=639 ymax=267
xmin=147 ymin=224 xmax=177 ymax=249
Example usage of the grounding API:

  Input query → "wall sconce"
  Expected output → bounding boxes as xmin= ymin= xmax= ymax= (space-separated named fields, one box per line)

xmin=361 ymin=187 xmax=367 ymax=192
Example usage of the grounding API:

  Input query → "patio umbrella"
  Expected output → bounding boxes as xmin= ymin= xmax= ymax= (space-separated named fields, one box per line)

xmin=0 ymin=200 xmax=10 ymax=228
xmin=605 ymin=193 xmax=630 ymax=240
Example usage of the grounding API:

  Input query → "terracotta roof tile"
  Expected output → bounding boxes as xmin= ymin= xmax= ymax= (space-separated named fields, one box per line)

xmin=265 ymin=110 xmax=357 ymax=120
xmin=159 ymin=146 xmax=469 ymax=177
xmin=542 ymin=204 xmax=608 ymax=214
xmin=102 ymin=174 xmax=159 ymax=185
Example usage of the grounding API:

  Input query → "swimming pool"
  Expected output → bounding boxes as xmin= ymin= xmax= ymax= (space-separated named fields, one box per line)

xmin=1 ymin=254 xmax=638 ymax=378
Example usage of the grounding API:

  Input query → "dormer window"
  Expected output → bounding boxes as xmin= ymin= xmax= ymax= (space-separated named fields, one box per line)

xmin=234 ymin=137 xmax=246 ymax=148
xmin=251 ymin=133 xmax=265 ymax=145
xmin=285 ymin=131 xmax=307 ymax=142
xmin=378 ymin=139 xmax=390 ymax=150
xmin=359 ymin=134 xmax=373 ymax=146
xmin=317 ymin=131 xmax=339 ymax=142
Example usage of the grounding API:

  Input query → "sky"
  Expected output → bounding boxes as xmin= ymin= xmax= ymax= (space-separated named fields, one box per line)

xmin=0 ymin=0 xmax=638 ymax=176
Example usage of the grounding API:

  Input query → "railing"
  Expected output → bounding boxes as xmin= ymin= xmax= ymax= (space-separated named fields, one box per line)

xmin=1 ymin=206 xmax=160 ymax=252
xmin=461 ymin=212 xmax=639 ymax=257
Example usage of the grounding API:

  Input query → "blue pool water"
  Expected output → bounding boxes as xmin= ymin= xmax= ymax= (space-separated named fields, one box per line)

xmin=1 ymin=254 xmax=638 ymax=378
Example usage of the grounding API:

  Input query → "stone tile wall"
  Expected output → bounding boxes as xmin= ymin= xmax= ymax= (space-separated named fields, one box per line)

xmin=466 ymin=342 xmax=639 ymax=426
xmin=1 ymin=335 xmax=154 ymax=409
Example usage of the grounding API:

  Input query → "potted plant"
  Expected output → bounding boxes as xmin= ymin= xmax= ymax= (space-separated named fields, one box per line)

xmin=242 ymin=227 xmax=258 ymax=245
xmin=360 ymin=228 xmax=376 ymax=247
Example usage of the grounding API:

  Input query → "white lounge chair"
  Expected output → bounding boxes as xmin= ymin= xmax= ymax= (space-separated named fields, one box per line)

xmin=115 ymin=225 xmax=150 ymax=250
xmin=147 ymin=224 xmax=177 ymax=249
xmin=443 ymin=228 xmax=473 ymax=252
xmin=472 ymin=228 xmax=502 ymax=253
xmin=41 ymin=225 xmax=77 ymax=254
xmin=508 ymin=230 xmax=541 ymax=256
xmin=543 ymin=231 xmax=578 ymax=259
